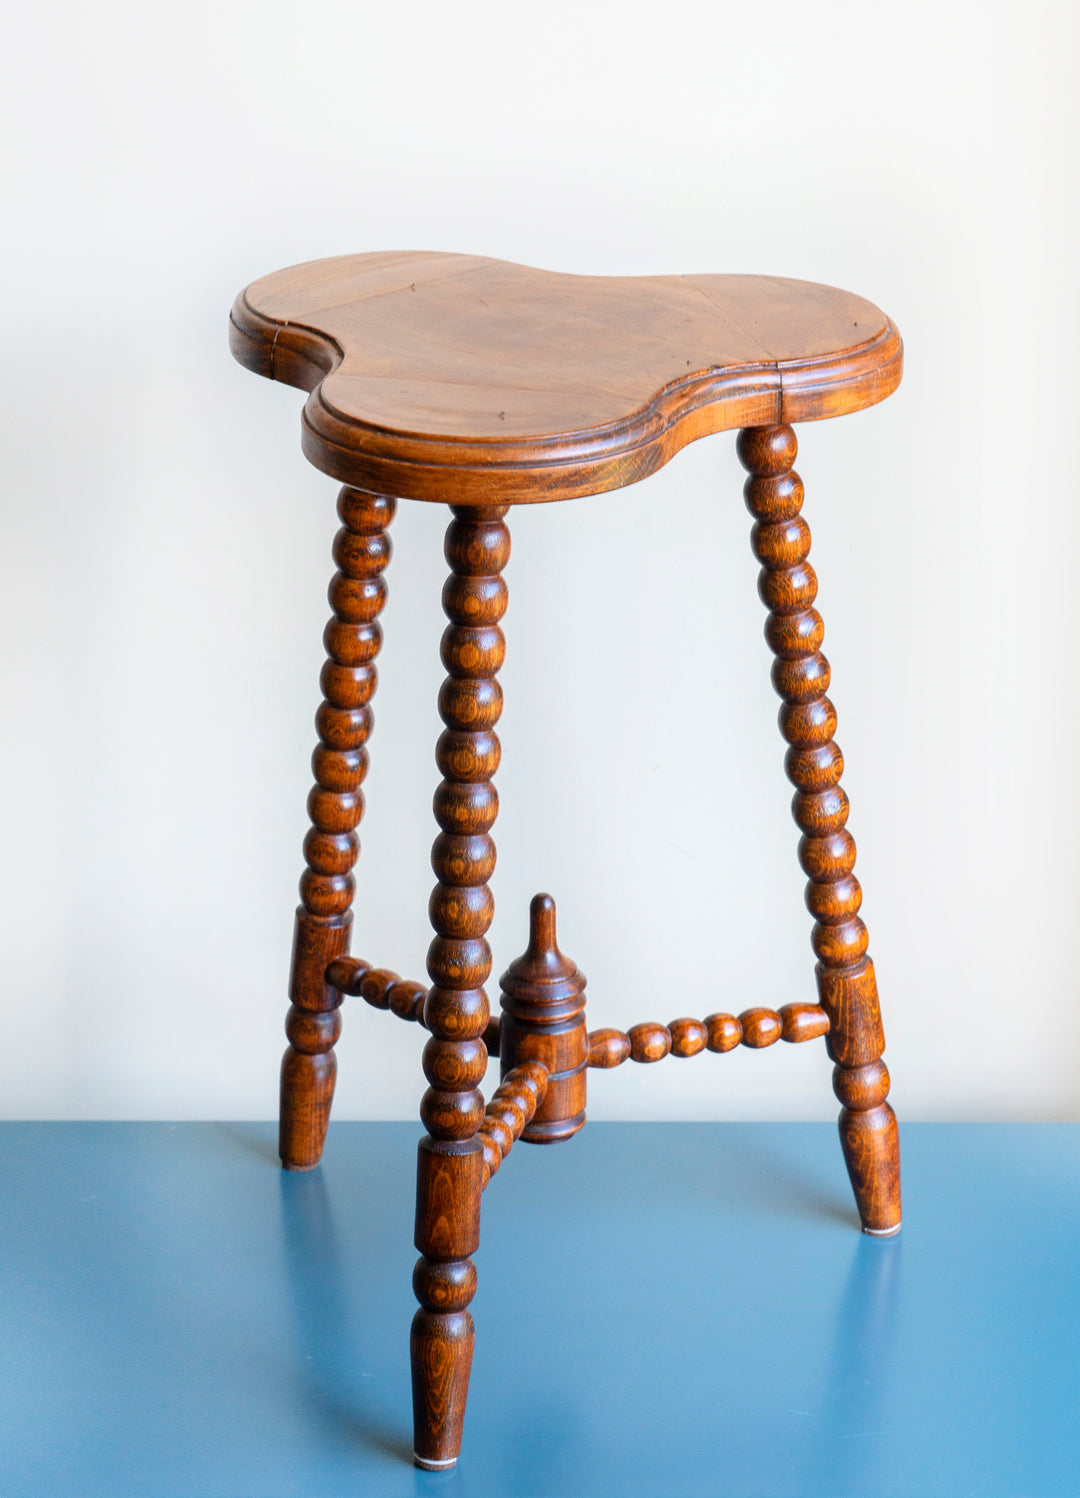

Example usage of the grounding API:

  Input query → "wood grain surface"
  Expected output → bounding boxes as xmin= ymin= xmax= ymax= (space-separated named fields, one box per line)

xmin=737 ymin=424 xmax=901 ymax=1235
xmin=587 ymin=1004 xmax=830 ymax=1068
xmin=498 ymin=894 xmax=588 ymax=1142
xmin=279 ymin=487 xmax=395 ymax=1170
xmin=230 ymin=252 xmax=902 ymax=504
xmin=233 ymin=259 xmax=907 ymax=1470
xmin=411 ymin=504 xmax=511 ymax=1468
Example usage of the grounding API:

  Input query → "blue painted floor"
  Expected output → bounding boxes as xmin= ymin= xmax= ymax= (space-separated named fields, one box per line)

xmin=2 ymin=1122 xmax=1078 ymax=1497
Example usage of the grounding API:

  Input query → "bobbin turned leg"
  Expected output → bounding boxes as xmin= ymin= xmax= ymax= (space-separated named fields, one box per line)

xmin=736 ymin=425 xmax=901 ymax=1235
xmin=412 ymin=504 xmax=510 ymax=1468
xmin=280 ymin=487 xmax=395 ymax=1171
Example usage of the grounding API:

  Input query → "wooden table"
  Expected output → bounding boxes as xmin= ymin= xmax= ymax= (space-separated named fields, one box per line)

xmin=229 ymin=253 xmax=904 ymax=1470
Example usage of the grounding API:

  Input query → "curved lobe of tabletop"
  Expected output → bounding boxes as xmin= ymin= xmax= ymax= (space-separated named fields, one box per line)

xmin=229 ymin=251 xmax=902 ymax=504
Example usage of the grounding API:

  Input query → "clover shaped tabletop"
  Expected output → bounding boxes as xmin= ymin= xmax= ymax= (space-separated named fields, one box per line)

xmin=230 ymin=252 xmax=902 ymax=504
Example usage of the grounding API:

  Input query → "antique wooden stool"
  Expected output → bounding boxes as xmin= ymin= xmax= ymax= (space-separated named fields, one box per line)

xmin=229 ymin=253 xmax=904 ymax=1470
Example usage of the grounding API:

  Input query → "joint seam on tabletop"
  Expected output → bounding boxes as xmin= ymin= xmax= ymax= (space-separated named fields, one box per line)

xmin=269 ymin=317 xmax=287 ymax=381
xmin=681 ymin=273 xmax=778 ymax=363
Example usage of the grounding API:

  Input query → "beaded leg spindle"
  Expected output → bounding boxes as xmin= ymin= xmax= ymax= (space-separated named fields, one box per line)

xmin=411 ymin=505 xmax=510 ymax=1468
xmin=736 ymin=426 xmax=901 ymax=1235
xmin=280 ymin=487 xmax=395 ymax=1171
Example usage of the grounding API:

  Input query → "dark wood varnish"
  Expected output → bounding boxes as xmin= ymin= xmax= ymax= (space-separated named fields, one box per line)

xmin=498 ymin=895 xmax=588 ymax=1142
xmin=326 ymin=958 xmax=429 ymax=1025
xmin=737 ymin=424 xmax=901 ymax=1235
xmin=280 ymin=487 xmax=394 ymax=1171
xmin=231 ymin=256 xmax=905 ymax=1470
xmin=588 ymin=1004 xmax=830 ymax=1067
xmin=327 ymin=956 xmax=502 ymax=1054
xmin=477 ymin=1062 xmax=550 ymax=1188
xmin=411 ymin=505 xmax=510 ymax=1469
xmin=230 ymin=253 xmax=902 ymax=506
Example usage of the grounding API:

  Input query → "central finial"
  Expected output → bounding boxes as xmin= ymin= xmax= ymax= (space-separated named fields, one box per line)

xmin=498 ymin=893 xmax=588 ymax=1143
xmin=512 ymin=893 xmax=580 ymax=985
xmin=529 ymin=892 xmax=557 ymax=951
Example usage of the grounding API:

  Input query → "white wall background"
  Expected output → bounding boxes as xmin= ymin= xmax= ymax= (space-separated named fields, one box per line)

xmin=2 ymin=0 xmax=1077 ymax=1122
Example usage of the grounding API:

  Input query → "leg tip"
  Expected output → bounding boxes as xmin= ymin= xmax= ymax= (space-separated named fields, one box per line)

xmin=414 ymin=1454 xmax=458 ymax=1470
xmin=280 ymin=1158 xmax=321 ymax=1173
xmin=863 ymin=1219 xmax=902 ymax=1237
